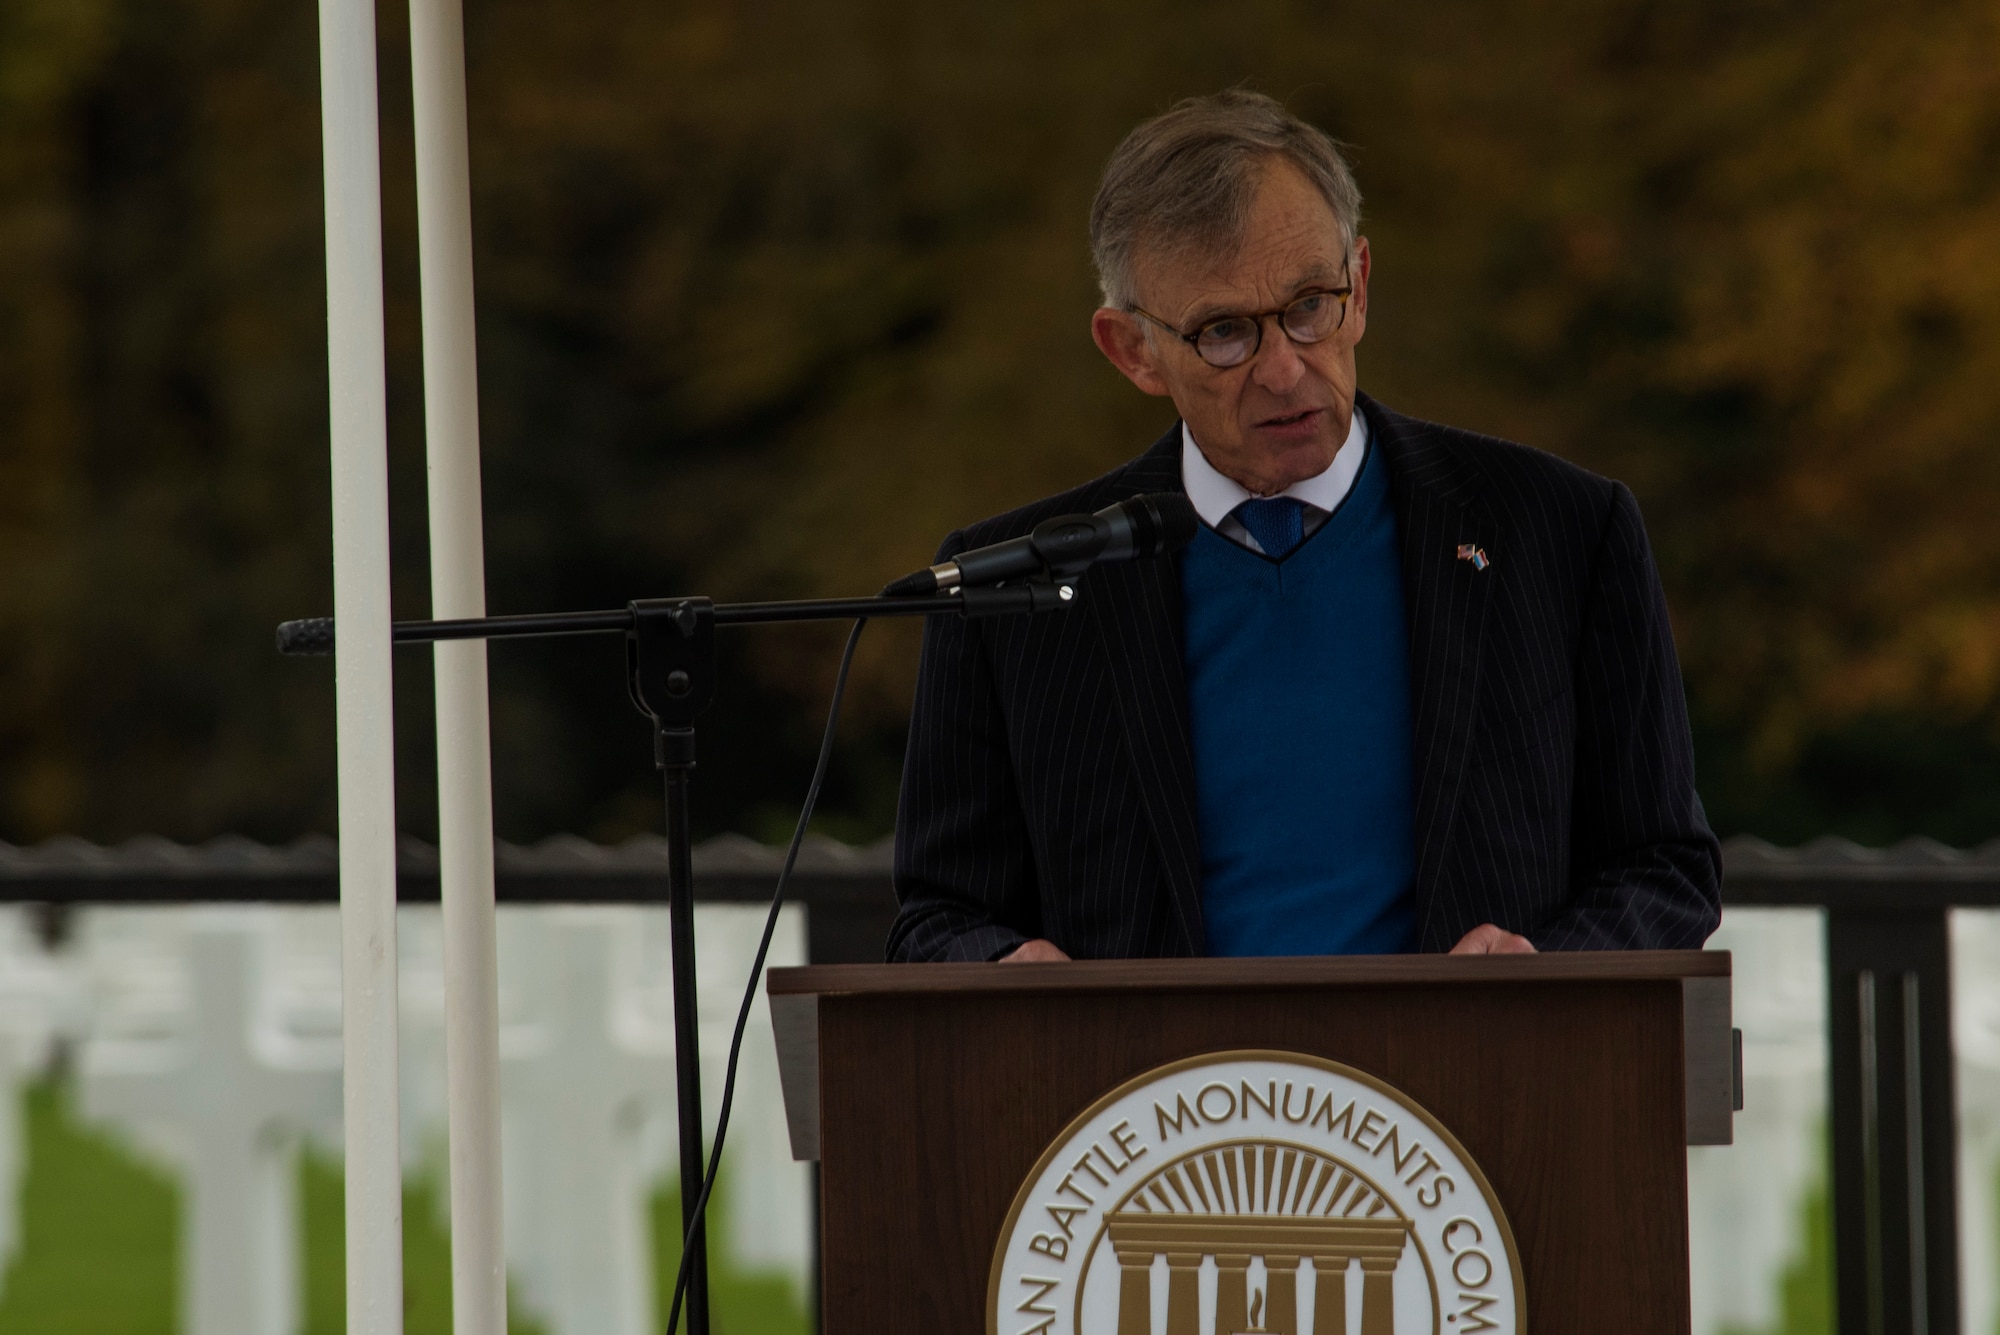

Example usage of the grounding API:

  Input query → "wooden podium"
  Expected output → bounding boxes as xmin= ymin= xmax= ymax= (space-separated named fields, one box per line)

xmin=768 ymin=953 xmax=1735 ymax=1334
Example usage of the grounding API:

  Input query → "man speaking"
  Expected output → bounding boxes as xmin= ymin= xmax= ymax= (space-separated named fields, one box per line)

xmin=886 ymin=90 xmax=1722 ymax=963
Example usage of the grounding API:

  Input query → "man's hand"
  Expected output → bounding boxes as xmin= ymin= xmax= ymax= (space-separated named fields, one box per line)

xmin=1449 ymin=924 xmax=1537 ymax=955
xmin=1000 ymin=938 xmax=1072 ymax=963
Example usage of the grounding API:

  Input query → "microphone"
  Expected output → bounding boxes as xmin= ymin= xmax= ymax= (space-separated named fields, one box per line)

xmin=884 ymin=492 xmax=1198 ymax=597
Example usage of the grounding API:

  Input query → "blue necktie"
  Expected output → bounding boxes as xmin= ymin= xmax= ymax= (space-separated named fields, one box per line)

xmin=1232 ymin=496 xmax=1306 ymax=559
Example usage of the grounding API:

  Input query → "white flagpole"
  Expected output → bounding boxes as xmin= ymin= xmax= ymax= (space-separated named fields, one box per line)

xmin=407 ymin=1 xmax=507 ymax=1331
xmin=315 ymin=0 xmax=404 ymax=1330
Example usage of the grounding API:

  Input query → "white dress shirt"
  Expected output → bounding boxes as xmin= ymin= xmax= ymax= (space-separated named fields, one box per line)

xmin=1181 ymin=407 xmax=1370 ymax=555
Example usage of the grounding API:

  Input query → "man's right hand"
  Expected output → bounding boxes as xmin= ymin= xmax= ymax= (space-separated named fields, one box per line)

xmin=1449 ymin=923 xmax=1536 ymax=954
xmin=999 ymin=938 xmax=1072 ymax=962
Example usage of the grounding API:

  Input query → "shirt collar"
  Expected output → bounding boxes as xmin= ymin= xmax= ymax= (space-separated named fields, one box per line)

xmin=1179 ymin=405 xmax=1370 ymax=529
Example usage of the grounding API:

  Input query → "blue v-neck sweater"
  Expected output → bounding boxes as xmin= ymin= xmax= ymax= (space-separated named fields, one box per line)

xmin=1179 ymin=443 xmax=1418 ymax=956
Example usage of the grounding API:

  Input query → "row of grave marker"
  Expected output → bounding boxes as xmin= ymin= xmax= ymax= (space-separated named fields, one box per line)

xmin=0 ymin=903 xmax=809 ymax=1335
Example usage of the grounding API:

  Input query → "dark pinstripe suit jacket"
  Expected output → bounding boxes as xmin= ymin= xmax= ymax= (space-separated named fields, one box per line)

xmin=887 ymin=394 xmax=1722 ymax=961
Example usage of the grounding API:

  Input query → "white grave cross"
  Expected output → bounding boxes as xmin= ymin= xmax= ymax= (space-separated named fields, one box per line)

xmin=1686 ymin=907 xmax=1827 ymax=1335
xmin=81 ymin=913 xmax=342 ymax=1335
xmin=503 ymin=910 xmax=678 ymax=1335
xmin=1953 ymin=909 xmax=2000 ymax=1333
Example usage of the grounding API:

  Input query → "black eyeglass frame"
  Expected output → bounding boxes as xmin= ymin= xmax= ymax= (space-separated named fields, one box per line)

xmin=1127 ymin=262 xmax=1355 ymax=369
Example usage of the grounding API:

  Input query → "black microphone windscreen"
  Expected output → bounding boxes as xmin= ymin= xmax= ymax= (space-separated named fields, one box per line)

xmin=1148 ymin=493 xmax=1198 ymax=551
xmin=277 ymin=617 xmax=336 ymax=656
xmin=1114 ymin=492 xmax=1198 ymax=557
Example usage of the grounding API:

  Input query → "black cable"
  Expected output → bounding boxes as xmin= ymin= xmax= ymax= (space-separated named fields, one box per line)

xmin=665 ymin=616 xmax=869 ymax=1335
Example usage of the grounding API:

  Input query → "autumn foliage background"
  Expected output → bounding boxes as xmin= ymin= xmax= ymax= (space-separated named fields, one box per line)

xmin=2 ymin=0 xmax=1998 ymax=849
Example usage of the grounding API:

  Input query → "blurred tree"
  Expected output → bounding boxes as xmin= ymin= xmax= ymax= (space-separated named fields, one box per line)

xmin=0 ymin=0 xmax=349 ymax=842
xmin=1 ymin=0 xmax=1997 ymax=846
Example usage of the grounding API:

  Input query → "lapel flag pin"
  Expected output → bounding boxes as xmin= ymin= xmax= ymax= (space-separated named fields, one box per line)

xmin=1456 ymin=543 xmax=1490 ymax=571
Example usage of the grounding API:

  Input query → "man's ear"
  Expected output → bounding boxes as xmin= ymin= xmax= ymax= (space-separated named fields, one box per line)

xmin=1091 ymin=307 xmax=1173 ymax=398
xmin=1346 ymin=236 xmax=1372 ymax=343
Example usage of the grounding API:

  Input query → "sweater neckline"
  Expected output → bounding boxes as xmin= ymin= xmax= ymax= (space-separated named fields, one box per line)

xmin=1197 ymin=436 xmax=1386 ymax=570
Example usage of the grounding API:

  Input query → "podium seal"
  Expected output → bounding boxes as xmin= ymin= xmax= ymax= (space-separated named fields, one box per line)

xmin=988 ymin=1050 xmax=1523 ymax=1334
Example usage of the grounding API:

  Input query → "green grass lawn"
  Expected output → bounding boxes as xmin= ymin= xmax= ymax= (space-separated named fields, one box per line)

xmin=0 ymin=1077 xmax=806 ymax=1335
xmin=0 ymin=1079 xmax=178 ymax=1335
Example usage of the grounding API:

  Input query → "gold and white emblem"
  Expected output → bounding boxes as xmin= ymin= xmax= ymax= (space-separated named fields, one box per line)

xmin=988 ymin=1050 xmax=1522 ymax=1335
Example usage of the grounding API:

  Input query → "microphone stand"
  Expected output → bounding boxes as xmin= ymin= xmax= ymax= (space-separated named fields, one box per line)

xmin=277 ymin=578 xmax=1077 ymax=1335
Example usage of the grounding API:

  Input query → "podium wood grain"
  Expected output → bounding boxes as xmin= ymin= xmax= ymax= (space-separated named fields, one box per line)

xmin=773 ymin=954 xmax=1721 ymax=1334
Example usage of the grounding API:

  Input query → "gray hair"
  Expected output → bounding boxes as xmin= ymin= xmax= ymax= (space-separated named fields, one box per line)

xmin=1089 ymin=90 xmax=1363 ymax=309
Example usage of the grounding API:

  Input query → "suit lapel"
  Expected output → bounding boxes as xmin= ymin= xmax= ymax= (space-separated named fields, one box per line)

xmin=1365 ymin=395 xmax=1493 ymax=950
xmin=1084 ymin=426 xmax=1207 ymax=954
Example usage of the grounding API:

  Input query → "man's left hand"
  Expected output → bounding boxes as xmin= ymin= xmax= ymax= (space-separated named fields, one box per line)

xmin=1449 ymin=924 xmax=1537 ymax=955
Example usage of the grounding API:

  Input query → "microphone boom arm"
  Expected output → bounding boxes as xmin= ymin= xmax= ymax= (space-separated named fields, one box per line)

xmin=275 ymin=581 xmax=1075 ymax=657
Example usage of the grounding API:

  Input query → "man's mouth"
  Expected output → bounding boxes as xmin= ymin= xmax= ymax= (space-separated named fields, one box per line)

xmin=1257 ymin=407 xmax=1322 ymax=429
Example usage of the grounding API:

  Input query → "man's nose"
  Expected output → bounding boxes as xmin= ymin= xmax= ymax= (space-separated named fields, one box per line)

xmin=1249 ymin=318 xmax=1308 ymax=394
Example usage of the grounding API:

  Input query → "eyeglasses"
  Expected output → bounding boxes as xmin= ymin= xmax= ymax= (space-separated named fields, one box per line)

xmin=1128 ymin=275 xmax=1353 ymax=369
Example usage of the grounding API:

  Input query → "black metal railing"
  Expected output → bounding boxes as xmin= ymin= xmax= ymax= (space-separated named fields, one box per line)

xmin=7 ymin=831 xmax=1998 ymax=1332
xmin=0 ymin=831 xmax=901 ymax=965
